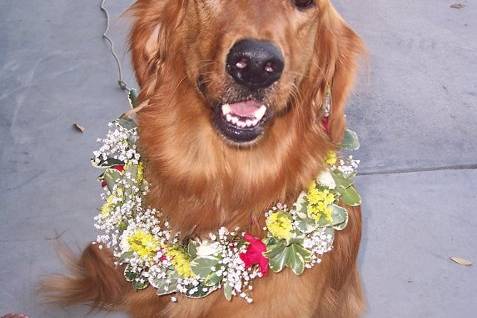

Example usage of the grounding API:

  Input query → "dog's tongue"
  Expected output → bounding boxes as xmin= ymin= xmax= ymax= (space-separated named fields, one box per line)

xmin=229 ymin=100 xmax=261 ymax=118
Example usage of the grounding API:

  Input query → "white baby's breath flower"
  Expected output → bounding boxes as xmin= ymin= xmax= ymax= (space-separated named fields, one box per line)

xmin=317 ymin=170 xmax=336 ymax=189
xmin=196 ymin=241 xmax=220 ymax=257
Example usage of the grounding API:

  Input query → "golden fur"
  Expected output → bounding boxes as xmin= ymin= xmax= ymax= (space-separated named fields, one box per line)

xmin=42 ymin=1 xmax=365 ymax=317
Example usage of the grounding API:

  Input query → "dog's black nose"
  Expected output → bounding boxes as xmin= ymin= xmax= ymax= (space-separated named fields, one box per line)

xmin=226 ymin=39 xmax=284 ymax=89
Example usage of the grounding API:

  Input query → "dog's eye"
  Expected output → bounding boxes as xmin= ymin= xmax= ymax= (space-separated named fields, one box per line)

xmin=293 ymin=0 xmax=315 ymax=10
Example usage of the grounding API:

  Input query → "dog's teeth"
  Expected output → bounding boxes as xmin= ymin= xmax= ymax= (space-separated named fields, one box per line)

xmin=222 ymin=104 xmax=231 ymax=115
xmin=232 ymin=116 xmax=239 ymax=124
xmin=254 ymin=105 xmax=267 ymax=121
xmin=238 ymin=121 xmax=246 ymax=128
xmin=245 ymin=120 xmax=253 ymax=127
xmin=252 ymin=118 xmax=259 ymax=126
xmin=226 ymin=114 xmax=233 ymax=122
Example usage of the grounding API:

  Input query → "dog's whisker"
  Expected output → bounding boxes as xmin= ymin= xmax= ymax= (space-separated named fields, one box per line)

xmin=164 ymin=75 xmax=189 ymax=108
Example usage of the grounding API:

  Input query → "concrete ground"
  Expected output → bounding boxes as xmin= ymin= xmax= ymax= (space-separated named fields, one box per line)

xmin=1 ymin=1 xmax=476 ymax=317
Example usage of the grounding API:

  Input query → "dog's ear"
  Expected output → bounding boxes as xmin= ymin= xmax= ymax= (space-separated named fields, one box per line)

xmin=313 ymin=3 xmax=364 ymax=144
xmin=129 ymin=0 xmax=184 ymax=88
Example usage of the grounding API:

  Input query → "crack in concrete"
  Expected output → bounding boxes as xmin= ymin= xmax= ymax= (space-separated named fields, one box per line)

xmin=359 ymin=164 xmax=477 ymax=176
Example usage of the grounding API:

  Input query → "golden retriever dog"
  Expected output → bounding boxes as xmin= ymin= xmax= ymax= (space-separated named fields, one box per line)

xmin=43 ymin=0 xmax=364 ymax=317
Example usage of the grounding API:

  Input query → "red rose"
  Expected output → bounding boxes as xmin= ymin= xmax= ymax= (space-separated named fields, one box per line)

xmin=239 ymin=233 xmax=269 ymax=276
xmin=321 ymin=117 xmax=329 ymax=134
xmin=113 ymin=165 xmax=125 ymax=172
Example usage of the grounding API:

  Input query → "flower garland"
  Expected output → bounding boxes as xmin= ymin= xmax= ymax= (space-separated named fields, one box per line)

xmin=92 ymin=110 xmax=361 ymax=304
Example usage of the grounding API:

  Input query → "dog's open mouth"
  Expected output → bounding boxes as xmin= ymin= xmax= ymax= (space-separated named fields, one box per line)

xmin=213 ymin=99 xmax=269 ymax=144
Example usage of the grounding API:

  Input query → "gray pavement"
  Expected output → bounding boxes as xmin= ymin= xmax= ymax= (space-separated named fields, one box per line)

xmin=0 ymin=1 xmax=476 ymax=317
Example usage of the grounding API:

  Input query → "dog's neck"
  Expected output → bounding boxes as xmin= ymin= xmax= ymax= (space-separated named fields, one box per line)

xmin=137 ymin=79 xmax=332 ymax=237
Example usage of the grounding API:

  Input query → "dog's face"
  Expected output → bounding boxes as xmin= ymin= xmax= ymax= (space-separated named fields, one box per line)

xmin=182 ymin=0 xmax=320 ymax=145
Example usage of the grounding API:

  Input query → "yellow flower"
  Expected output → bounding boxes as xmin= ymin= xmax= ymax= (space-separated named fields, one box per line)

xmin=266 ymin=211 xmax=293 ymax=240
xmin=100 ymin=195 xmax=115 ymax=217
xmin=325 ymin=151 xmax=337 ymax=166
xmin=125 ymin=161 xmax=144 ymax=184
xmin=100 ymin=187 xmax=124 ymax=217
xmin=137 ymin=162 xmax=144 ymax=183
xmin=128 ymin=230 xmax=159 ymax=259
xmin=308 ymin=183 xmax=335 ymax=205
xmin=306 ymin=182 xmax=335 ymax=223
xmin=308 ymin=202 xmax=333 ymax=223
xmin=165 ymin=247 xmax=194 ymax=278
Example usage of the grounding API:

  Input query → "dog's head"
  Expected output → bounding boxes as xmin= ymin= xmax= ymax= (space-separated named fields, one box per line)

xmin=184 ymin=1 xmax=323 ymax=145
xmin=130 ymin=0 xmax=362 ymax=147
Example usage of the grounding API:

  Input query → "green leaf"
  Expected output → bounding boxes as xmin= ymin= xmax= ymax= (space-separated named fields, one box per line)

xmin=183 ymin=283 xmax=218 ymax=299
xmin=128 ymin=88 xmax=139 ymax=108
xmin=103 ymin=168 xmax=123 ymax=191
xmin=118 ymin=221 xmax=128 ymax=231
xmin=317 ymin=214 xmax=333 ymax=227
xmin=154 ymin=284 xmax=177 ymax=296
xmin=339 ymin=185 xmax=361 ymax=207
xmin=117 ymin=115 xmax=137 ymax=131
xmin=293 ymin=244 xmax=312 ymax=263
xmin=295 ymin=216 xmax=320 ymax=234
xmin=124 ymin=265 xmax=149 ymax=290
xmin=93 ymin=157 xmax=125 ymax=169
xmin=264 ymin=241 xmax=283 ymax=255
xmin=342 ymin=128 xmax=360 ymax=151
xmin=190 ymin=257 xmax=219 ymax=279
xmin=288 ymin=235 xmax=306 ymax=246
xmin=124 ymin=265 xmax=138 ymax=282
xmin=132 ymin=279 xmax=149 ymax=291
xmin=331 ymin=170 xmax=355 ymax=189
xmin=265 ymin=243 xmax=288 ymax=273
xmin=332 ymin=205 xmax=349 ymax=230
xmin=187 ymin=240 xmax=198 ymax=259
xmin=224 ymin=283 xmax=233 ymax=301
xmin=125 ymin=163 xmax=138 ymax=178
xmin=263 ymin=236 xmax=277 ymax=247
xmin=204 ymin=272 xmax=222 ymax=287
xmin=119 ymin=251 xmax=134 ymax=263
xmin=287 ymin=244 xmax=305 ymax=275
xmin=149 ymin=269 xmax=178 ymax=296
xmin=266 ymin=240 xmax=312 ymax=275
xmin=292 ymin=192 xmax=308 ymax=219
xmin=322 ymin=227 xmax=336 ymax=243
